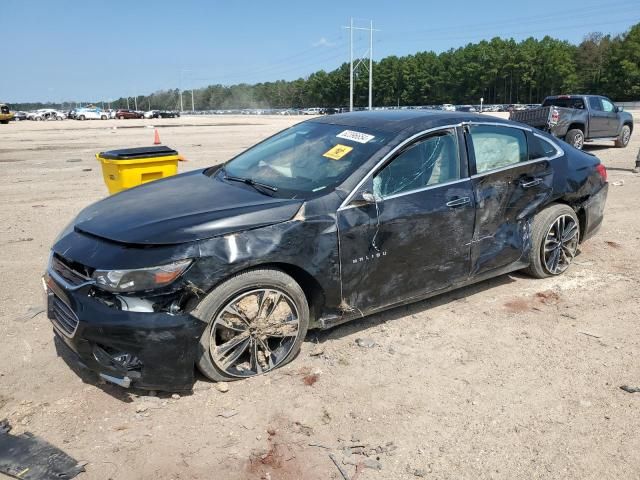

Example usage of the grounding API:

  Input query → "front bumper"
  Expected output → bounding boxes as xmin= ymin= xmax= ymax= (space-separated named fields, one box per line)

xmin=43 ymin=270 xmax=207 ymax=391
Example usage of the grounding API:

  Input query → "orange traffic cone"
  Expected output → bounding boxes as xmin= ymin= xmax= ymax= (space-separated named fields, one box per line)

xmin=153 ymin=129 xmax=161 ymax=145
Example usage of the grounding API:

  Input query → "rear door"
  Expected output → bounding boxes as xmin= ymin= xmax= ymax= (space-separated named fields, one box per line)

xmin=466 ymin=123 xmax=556 ymax=276
xmin=587 ymin=97 xmax=612 ymax=137
xmin=599 ymin=97 xmax=620 ymax=137
xmin=337 ymin=127 xmax=475 ymax=312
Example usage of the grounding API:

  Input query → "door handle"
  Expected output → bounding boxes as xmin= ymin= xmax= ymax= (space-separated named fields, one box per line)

xmin=520 ymin=178 xmax=542 ymax=189
xmin=446 ymin=196 xmax=471 ymax=208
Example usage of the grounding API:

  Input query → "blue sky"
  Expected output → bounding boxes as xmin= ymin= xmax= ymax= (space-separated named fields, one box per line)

xmin=1 ymin=0 xmax=638 ymax=102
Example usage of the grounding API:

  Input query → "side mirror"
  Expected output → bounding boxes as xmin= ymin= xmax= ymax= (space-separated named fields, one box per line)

xmin=616 ymin=105 xmax=624 ymax=112
xmin=351 ymin=190 xmax=377 ymax=207
xmin=361 ymin=191 xmax=376 ymax=203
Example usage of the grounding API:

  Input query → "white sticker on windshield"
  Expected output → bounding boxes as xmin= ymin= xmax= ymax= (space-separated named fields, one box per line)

xmin=336 ymin=130 xmax=375 ymax=144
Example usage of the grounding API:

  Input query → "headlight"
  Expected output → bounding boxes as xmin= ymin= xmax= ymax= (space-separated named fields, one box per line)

xmin=92 ymin=259 xmax=192 ymax=292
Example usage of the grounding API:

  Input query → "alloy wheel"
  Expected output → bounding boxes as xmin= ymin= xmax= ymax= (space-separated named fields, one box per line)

xmin=622 ymin=127 xmax=631 ymax=146
xmin=573 ymin=132 xmax=584 ymax=149
xmin=209 ymin=289 xmax=300 ymax=378
xmin=543 ymin=214 xmax=579 ymax=275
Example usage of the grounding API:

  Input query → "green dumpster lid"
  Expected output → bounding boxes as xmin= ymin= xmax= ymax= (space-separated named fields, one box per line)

xmin=99 ymin=146 xmax=178 ymax=160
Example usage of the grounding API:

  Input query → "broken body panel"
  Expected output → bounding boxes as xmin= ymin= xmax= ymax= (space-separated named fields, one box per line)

xmin=45 ymin=111 xmax=608 ymax=390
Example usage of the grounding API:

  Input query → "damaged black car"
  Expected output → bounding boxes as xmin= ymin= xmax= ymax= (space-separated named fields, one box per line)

xmin=44 ymin=111 xmax=608 ymax=390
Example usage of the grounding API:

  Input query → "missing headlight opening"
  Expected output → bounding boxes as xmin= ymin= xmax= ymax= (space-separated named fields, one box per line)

xmin=43 ymin=110 xmax=610 ymax=391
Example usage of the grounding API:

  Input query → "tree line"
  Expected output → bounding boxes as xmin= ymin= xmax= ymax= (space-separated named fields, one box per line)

xmin=12 ymin=23 xmax=640 ymax=112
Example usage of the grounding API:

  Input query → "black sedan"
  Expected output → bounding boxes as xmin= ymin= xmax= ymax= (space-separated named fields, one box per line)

xmin=44 ymin=111 xmax=608 ymax=390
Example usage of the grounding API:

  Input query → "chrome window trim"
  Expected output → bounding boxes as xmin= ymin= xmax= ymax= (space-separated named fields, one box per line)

xmin=374 ymin=177 xmax=470 ymax=202
xmin=337 ymin=120 xmax=566 ymax=211
xmin=467 ymin=123 xmax=564 ymax=178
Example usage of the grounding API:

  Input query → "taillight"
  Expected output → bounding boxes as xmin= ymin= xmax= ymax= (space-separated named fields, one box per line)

xmin=596 ymin=163 xmax=607 ymax=182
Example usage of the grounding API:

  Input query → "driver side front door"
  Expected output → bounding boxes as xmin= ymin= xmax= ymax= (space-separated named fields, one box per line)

xmin=337 ymin=127 xmax=475 ymax=313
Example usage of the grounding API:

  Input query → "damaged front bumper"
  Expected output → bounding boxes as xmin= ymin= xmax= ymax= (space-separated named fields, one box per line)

xmin=43 ymin=269 xmax=207 ymax=391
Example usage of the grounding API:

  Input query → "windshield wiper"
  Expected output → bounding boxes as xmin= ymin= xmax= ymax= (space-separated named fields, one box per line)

xmin=223 ymin=171 xmax=278 ymax=194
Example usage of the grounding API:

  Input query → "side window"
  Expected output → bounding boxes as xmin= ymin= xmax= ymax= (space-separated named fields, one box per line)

xmin=528 ymin=132 xmax=559 ymax=160
xmin=601 ymin=98 xmax=615 ymax=112
xmin=588 ymin=97 xmax=603 ymax=111
xmin=468 ymin=125 xmax=527 ymax=173
xmin=570 ymin=98 xmax=585 ymax=109
xmin=373 ymin=129 xmax=460 ymax=198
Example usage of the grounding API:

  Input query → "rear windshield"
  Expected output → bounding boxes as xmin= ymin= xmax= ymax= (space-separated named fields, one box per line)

xmin=0 ymin=105 xmax=9 ymax=114
xmin=542 ymin=97 xmax=585 ymax=109
xmin=212 ymin=121 xmax=391 ymax=199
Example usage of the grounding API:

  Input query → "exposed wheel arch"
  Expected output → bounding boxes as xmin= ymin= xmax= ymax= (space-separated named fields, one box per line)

xmin=197 ymin=262 xmax=326 ymax=327
xmin=567 ymin=123 xmax=585 ymax=134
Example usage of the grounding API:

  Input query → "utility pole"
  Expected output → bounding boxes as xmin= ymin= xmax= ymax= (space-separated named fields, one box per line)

xmin=343 ymin=19 xmax=378 ymax=112
xmin=134 ymin=95 xmax=137 ymax=111
xmin=179 ymin=90 xmax=183 ymax=112
xmin=369 ymin=20 xmax=373 ymax=111
xmin=349 ymin=17 xmax=353 ymax=112
xmin=191 ymin=89 xmax=195 ymax=111
xmin=127 ymin=97 xmax=130 ymax=109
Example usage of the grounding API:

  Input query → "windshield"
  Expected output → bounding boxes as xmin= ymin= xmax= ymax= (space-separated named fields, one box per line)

xmin=215 ymin=121 xmax=391 ymax=198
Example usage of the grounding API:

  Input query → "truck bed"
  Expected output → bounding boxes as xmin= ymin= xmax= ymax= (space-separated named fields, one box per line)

xmin=510 ymin=107 xmax=552 ymax=129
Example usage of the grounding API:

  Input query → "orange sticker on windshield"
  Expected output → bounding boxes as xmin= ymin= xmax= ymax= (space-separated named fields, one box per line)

xmin=323 ymin=144 xmax=353 ymax=160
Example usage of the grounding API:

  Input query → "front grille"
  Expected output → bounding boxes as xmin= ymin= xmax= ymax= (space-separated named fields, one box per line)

xmin=51 ymin=255 xmax=92 ymax=286
xmin=51 ymin=294 xmax=79 ymax=337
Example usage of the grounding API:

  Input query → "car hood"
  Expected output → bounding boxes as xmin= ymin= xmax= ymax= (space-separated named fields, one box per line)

xmin=74 ymin=169 xmax=303 ymax=245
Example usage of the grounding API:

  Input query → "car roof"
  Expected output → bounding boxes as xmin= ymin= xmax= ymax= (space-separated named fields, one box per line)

xmin=310 ymin=110 xmax=511 ymax=134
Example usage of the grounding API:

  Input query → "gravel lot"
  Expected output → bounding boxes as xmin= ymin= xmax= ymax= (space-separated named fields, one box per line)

xmin=1 ymin=113 xmax=639 ymax=479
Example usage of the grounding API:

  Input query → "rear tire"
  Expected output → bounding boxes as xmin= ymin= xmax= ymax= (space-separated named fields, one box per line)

xmin=79 ymin=115 xmax=85 ymax=121
xmin=524 ymin=204 xmax=580 ymax=279
xmin=615 ymin=125 xmax=631 ymax=148
xmin=195 ymin=269 xmax=309 ymax=382
xmin=565 ymin=129 xmax=584 ymax=150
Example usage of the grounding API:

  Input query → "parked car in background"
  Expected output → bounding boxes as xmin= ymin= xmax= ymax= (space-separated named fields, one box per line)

xmin=441 ymin=104 xmax=456 ymax=111
xmin=75 ymin=108 xmax=108 ymax=120
xmin=144 ymin=110 xmax=180 ymax=119
xmin=510 ymin=94 xmax=633 ymax=149
xmin=116 ymin=109 xmax=143 ymax=119
xmin=12 ymin=111 xmax=28 ymax=121
xmin=27 ymin=109 xmax=64 ymax=121
xmin=44 ymin=110 xmax=608 ymax=390
xmin=302 ymin=107 xmax=322 ymax=115
xmin=457 ymin=105 xmax=477 ymax=112
xmin=0 ymin=104 xmax=14 ymax=124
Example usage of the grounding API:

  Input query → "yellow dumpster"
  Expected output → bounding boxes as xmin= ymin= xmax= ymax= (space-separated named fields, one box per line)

xmin=96 ymin=146 xmax=181 ymax=194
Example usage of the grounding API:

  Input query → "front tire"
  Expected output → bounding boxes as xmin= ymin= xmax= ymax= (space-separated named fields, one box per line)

xmin=525 ymin=204 xmax=580 ymax=279
xmin=565 ymin=129 xmax=584 ymax=150
xmin=195 ymin=269 xmax=309 ymax=382
xmin=615 ymin=125 xmax=631 ymax=148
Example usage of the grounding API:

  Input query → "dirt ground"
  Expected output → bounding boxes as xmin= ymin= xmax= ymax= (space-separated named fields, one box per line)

xmin=1 ymin=113 xmax=639 ymax=480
